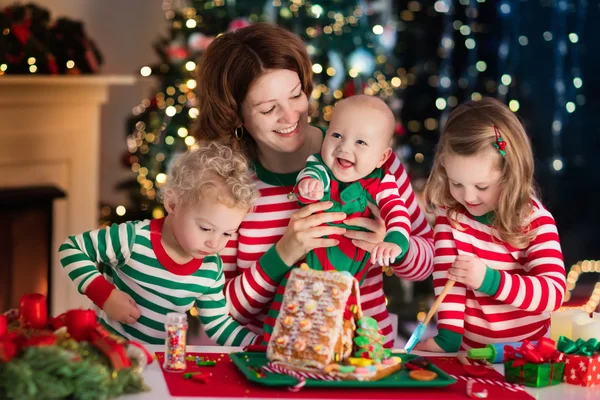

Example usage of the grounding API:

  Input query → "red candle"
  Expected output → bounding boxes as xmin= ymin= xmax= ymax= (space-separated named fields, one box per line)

xmin=66 ymin=309 xmax=97 ymax=341
xmin=0 ymin=314 xmax=7 ymax=337
xmin=19 ymin=294 xmax=48 ymax=329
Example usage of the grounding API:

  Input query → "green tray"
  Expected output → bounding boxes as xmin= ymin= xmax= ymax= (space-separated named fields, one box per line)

xmin=229 ymin=352 xmax=456 ymax=388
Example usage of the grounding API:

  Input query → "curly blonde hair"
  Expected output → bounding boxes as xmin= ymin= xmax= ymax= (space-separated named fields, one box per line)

xmin=423 ymin=97 xmax=537 ymax=249
xmin=160 ymin=141 xmax=259 ymax=210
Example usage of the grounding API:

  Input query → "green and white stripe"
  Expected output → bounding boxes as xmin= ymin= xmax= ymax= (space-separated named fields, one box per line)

xmin=59 ymin=220 xmax=257 ymax=346
xmin=296 ymin=154 xmax=331 ymax=193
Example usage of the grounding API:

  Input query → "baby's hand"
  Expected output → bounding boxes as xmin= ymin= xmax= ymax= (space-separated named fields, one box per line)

xmin=413 ymin=337 xmax=445 ymax=352
xmin=297 ymin=178 xmax=324 ymax=201
xmin=370 ymin=242 xmax=402 ymax=266
xmin=103 ymin=289 xmax=141 ymax=324
xmin=447 ymin=255 xmax=487 ymax=290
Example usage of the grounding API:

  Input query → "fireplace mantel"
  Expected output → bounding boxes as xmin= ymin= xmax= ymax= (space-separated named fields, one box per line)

xmin=0 ymin=75 xmax=135 ymax=315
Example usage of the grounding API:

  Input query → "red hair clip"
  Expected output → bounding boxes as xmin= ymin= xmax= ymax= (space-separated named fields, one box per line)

xmin=493 ymin=126 xmax=507 ymax=157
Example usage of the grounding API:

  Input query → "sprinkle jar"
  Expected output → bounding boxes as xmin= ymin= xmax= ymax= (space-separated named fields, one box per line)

xmin=163 ymin=312 xmax=187 ymax=372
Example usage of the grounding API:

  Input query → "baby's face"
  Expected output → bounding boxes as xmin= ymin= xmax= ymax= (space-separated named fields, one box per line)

xmin=321 ymin=104 xmax=393 ymax=182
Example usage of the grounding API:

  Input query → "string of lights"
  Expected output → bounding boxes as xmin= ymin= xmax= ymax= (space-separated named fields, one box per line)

xmin=549 ymin=0 xmax=586 ymax=173
xmin=106 ymin=0 xmax=404 ymax=222
xmin=434 ymin=0 xmax=455 ymax=126
xmin=461 ymin=0 xmax=479 ymax=97
xmin=560 ymin=260 xmax=600 ymax=313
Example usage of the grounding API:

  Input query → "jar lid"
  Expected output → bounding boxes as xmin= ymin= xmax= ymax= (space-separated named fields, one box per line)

xmin=165 ymin=312 xmax=187 ymax=325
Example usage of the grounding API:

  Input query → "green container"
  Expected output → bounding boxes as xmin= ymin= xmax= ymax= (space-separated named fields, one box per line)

xmin=229 ymin=351 xmax=456 ymax=388
xmin=504 ymin=360 xmax=565 ymax=388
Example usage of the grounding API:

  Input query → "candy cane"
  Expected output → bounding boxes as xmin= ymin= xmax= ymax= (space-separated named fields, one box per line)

xmin=450 ymin=374 xmax=524 ymax=392
xmin=262 ymin=362 xmax=340 ymax=391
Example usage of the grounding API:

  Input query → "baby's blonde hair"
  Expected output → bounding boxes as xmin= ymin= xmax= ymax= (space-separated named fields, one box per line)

xmin=160 ymin=141 xmax=259 ymax=210
xmin=423 ymin=97 xmax=537 ymax=248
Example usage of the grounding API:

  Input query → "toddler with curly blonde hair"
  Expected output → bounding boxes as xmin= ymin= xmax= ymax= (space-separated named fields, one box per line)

xmin=59 ymin=141 xmax=261 ymax=345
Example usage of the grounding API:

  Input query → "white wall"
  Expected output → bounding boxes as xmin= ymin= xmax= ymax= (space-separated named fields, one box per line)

xmin=0 ymin=0 xmax=166 ymax=207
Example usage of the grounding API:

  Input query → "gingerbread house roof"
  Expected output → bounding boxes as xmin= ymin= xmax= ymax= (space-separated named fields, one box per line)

xmin=267 ymin=268 xmax=362 ymax=370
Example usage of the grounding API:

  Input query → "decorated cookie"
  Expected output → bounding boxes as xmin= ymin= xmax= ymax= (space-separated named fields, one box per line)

xmin=293 ymin=338 xmax=307 ymax=352
xmin=312 ymin=281 xmax=325 ymax=297
xmin=348 ymin=357 xmax=373 ymax=367
xmin=331 ymin=287 xmax=341 ymax=298
xmin=285 ymin=302 xmax=299 ymax=314
xmin=291 ymin=279 xmax=304 ymax=292
xmin=303 ymin=300 xmax=317 ymax=315
xmin=324 ymin=306 xmax=336 ymax=317
xmin=409 ymin=370 xmax=438 ymax=381
xmin=299 ymin=319 xmax=312 ymax=332
xmin=275 ymin=335 xmax=289 ymax=348
xmin=282 ymin=315 xmax=295 ymax=328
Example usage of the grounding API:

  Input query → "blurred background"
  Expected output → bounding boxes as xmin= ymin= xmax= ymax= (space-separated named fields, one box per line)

xmin=1 ymin=0 xmax=598 ymax=345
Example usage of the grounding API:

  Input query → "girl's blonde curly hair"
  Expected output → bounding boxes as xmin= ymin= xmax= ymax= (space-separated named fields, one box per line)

xmin=160 ymin=140 xmax=259 ymax=210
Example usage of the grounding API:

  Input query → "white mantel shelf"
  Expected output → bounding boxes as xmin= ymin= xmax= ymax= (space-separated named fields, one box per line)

xmin=0 ymin=75 xmax=135 ymax=85
xmin=0 ymin=75 xmax=136 ymax=104
xmin=0 ymin=74 xmax=135 ymax=315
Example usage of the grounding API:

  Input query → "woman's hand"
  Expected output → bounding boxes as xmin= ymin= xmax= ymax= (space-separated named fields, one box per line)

xmin=275 ymin=201 xmax=346 ymax=266
xmin=342 ymin=203 xmax=386 ymax=253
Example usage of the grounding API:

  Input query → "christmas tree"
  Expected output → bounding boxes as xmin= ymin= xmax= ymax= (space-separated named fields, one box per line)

xmin=104 ymin=0 xmax=403 ymax=224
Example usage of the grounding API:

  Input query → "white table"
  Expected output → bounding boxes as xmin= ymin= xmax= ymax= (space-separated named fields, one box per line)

xmin=121 ymin=346 xmax=599 ymax=400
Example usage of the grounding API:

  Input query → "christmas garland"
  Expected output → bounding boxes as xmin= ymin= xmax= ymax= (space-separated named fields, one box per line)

xmin=0 ymin=294 xmax=152 ymax=400
xmin=0 ymin=3 xmax=103 ymax=75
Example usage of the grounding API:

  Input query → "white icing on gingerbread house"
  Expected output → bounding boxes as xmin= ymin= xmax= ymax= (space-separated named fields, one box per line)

xmin=267 ymin=268 xmax=362 ymax=370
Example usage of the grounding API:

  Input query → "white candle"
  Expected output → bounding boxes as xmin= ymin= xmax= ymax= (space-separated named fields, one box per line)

xmin=550 ymin=309 xmax=588 ymax=341
xmin=573 ymin=318 xmax=600 ymax=341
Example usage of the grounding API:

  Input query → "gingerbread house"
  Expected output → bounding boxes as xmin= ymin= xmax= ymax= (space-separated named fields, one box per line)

xmin=267 ymin=267 xmax=362 ymax=370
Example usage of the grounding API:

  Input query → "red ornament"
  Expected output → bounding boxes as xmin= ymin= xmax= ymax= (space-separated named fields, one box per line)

xmin=0 ymin=315 xmax=7 ymax=337
xmin=66 ymin=309 xmax=97 ymax=341
xmin=19 ymin=293 xmax=48 ymax=329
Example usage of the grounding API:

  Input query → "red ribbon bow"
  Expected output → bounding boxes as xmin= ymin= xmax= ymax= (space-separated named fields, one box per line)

xmin=504 ymin=338 xmax=564 ymax=367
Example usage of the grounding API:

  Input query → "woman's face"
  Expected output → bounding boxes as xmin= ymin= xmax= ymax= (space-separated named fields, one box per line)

xmin=241 ymin=69 xmax=310 ymax=156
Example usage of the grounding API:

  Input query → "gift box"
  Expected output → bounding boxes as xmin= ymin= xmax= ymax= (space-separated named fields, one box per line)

xmin=557 ymin=336 xmax=600 ymax=387
xmin=504 ymin=359 xmax=565 ymax=387
xmin=503 ymin=338 xmax=565 ymax=387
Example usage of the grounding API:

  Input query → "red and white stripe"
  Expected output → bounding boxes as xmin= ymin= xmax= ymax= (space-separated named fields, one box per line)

xmin=452 ymin=375 xmax=524 ymax=392
xmin=263 ymin=362 xmax=341 ymax=391
xmin=433 ymin=200 xmax=566 ymax=350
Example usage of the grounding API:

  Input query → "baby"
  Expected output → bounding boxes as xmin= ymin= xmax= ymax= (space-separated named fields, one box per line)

xmin=294 ymin=95 xmax=411 ymax=280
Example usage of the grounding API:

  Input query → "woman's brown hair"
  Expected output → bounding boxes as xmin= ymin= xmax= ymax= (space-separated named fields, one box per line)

xmin=193 ymin=22 xmax=313 ymax=160
xmin=423 ymin=97 xmax=538 ymax=248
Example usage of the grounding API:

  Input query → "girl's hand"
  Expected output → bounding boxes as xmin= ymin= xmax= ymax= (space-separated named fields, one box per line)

xmin=413 ymin=337 xmax=445 ymax=352
xmin=276 ymin=201 xmax=346 ymax=266
xmin=342 ymin=203 xmax=386 ymax=254
xmin=447 ymin=255 xmax=487 ymax=290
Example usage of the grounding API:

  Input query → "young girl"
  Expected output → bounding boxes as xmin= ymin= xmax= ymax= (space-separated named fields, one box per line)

xmin=415 ymin=97 xmax=566 ymax=352
xmin=59 ymin=142 xmax=260 ymax=346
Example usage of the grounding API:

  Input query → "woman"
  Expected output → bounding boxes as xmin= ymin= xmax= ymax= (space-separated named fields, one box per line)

xmin=194 ymin=22 xmax=434 ymax=347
